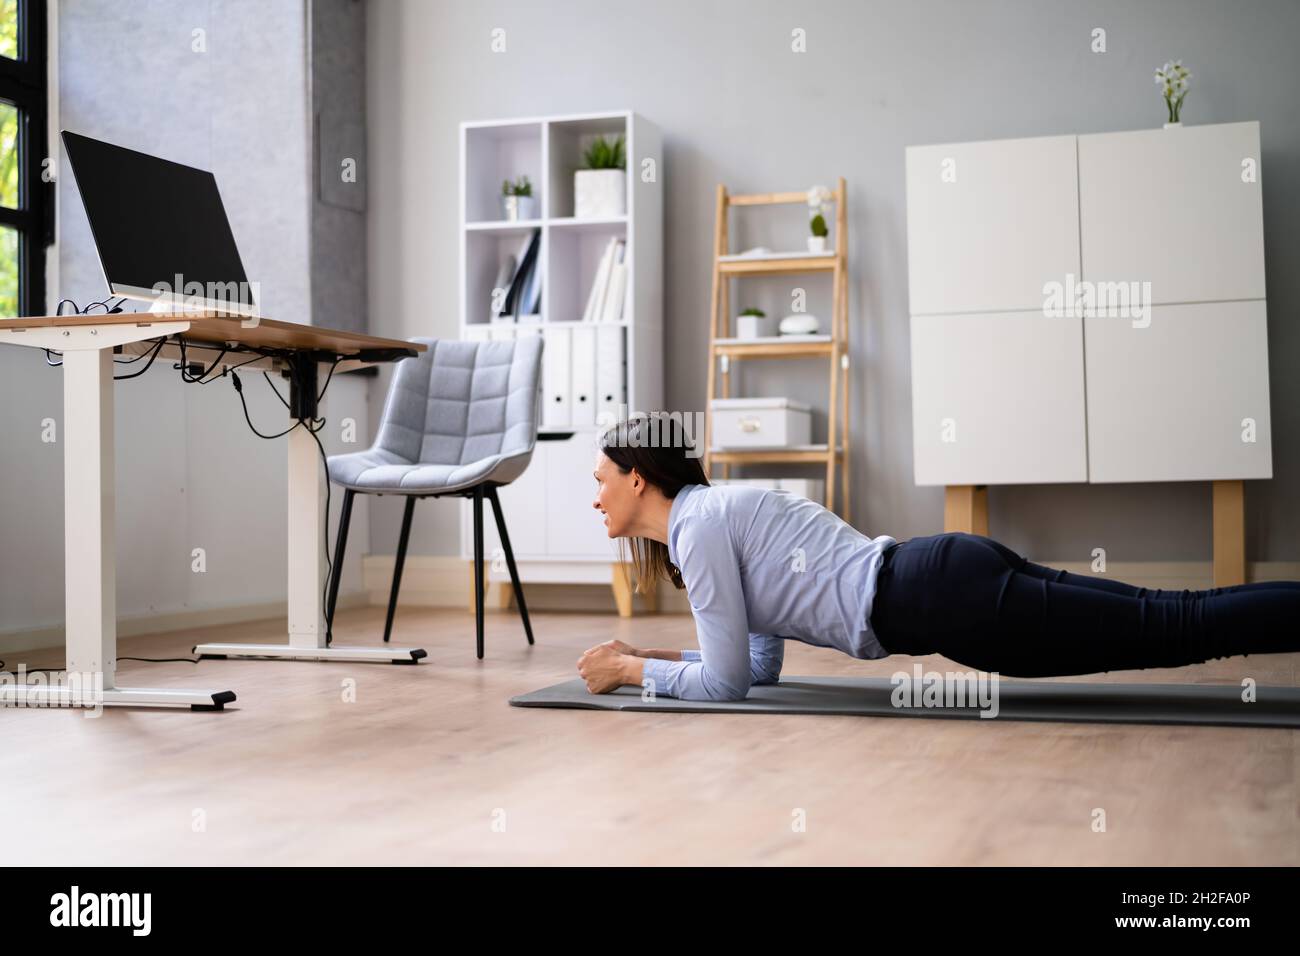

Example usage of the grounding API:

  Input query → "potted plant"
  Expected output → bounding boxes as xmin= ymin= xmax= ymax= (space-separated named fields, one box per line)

xmin=806 ymin=184 xmax=832 ymax=252
xmin=501 ymin=175 xmax=535 ymax=221
xmin=574 ymin=134 xmax=626 ymax=218
xmin=736 ymin=307 xmax=772 ymax=340
xmin=1155 ymin=60 xmax=1192 ymax=128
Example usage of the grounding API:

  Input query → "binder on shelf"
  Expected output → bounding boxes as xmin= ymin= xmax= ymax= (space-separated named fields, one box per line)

xmin=542 ymin=326 xmax=572 ymax=428
xmin=600 ymin=244 xmax=627 ymax=322
xmin=571 ymin=326 xmax=597 ymax=426
xmin=596 ymin=324 xmax=626 ymax=425
xmin=581 ymin=237 xmax=626 ymax=323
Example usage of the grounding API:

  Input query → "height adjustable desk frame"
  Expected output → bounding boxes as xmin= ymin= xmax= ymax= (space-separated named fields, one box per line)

xmin=0 ymin=312 xmax=428 ymax=712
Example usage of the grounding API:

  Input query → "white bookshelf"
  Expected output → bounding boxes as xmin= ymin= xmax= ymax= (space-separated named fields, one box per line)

xmin=458 ymin=111 xmax=664 ymax=609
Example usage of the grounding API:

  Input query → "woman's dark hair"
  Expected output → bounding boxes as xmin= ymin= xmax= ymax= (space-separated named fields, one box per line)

xmin=598 ymin=414 xmax=708 ymax=593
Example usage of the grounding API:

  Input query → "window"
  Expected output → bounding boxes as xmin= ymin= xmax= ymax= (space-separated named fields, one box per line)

xmin=0 ymin=0 xmax=50 ymax=317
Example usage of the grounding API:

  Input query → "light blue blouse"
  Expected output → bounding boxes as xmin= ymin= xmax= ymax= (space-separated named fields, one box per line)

xmin=640 ymin=483 xmax=896 ymax=700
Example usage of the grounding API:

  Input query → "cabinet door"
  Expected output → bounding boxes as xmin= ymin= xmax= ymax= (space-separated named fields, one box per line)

xmin=1084 ymin=301 xmax=1272 ymax=483
xmin=1078 ymin=122 xmax=1265 ymax=304
xmin=545 ymin=433 xmax=622 ymax=559
xmin=464 ymin=443 xmax=548 ymax=561
xmin=910 ymin=312 xmax=1088 ymax=485
xmin=906 ymin=134 xmax=1080 ymax=315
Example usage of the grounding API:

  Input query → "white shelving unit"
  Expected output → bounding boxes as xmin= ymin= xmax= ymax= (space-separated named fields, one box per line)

xmin=458 ymin=110 xmax=664 ymax=614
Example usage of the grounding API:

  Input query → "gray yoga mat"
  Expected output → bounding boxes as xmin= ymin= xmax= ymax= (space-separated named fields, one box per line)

xmin=510 ymin=676 xmax=1300 ymax=729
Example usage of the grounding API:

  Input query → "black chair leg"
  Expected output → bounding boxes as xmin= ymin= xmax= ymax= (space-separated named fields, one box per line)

xmin=325 ymin=489 xmax=356 ymax=637
xmin=472 ymin=485 xmax=486 ymax=660
xmin=384 ymin=496 xmax=417 ymax=644
xmin=487 ymin=484 xmax=534 ymax=646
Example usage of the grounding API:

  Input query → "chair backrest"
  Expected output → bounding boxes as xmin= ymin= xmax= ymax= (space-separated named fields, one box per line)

xmin=373 ymin=336 xmax=544 ymax=467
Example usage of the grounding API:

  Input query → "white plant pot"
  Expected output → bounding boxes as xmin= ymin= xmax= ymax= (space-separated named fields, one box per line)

xmin=807 ymin=236 xmax=827 ymax=253
xmin=736 ymin=314 xmax=773 ymax=339
xmin=1163 ymin=121 xmax=1183 ymax=129
xmin=574 ymin=169 xmax=626 ymax=219
xmin=501 ymin=194 xmax=536 ymax=221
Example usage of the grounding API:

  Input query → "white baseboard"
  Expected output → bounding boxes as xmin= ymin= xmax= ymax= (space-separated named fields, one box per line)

xmin=363 ymin=554 xmax=686 ymax=613
xmin=0 ymin=591 xmax=371 ymax=657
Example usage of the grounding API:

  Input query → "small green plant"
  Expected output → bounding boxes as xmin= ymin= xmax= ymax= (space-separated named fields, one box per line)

xmin=581 ymin=134 xmax=626 ymax=170
xmin=502 ymin=175 xmax=532 ymax=197
xmin=809 ymin=213 xmax=828 ymax=238
xmin=740 ymin=307 xmax=766 ymax=317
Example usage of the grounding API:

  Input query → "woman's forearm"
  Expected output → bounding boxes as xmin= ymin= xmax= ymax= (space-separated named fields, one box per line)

xmin=637 ymin=648 xmax=685 ymax=661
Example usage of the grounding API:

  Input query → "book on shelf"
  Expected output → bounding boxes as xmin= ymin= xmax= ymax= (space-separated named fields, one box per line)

xmin=581 ymin=237 xmax=627 ymax=323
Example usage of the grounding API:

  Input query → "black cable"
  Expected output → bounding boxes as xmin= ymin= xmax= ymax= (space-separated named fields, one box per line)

xmin=230 ymin=371 xmax=302 ymax=439
xmin=316 ymin=356 xmax=342 ymax=401
xmin=263 ymin=371 xmax=290 ymax=409
xmin=44 ymin=349 xmax=62 ymax=367
xmin=55 ymin=296 xmax=121 ymax=317
xmin=175 ymin=339 xmax=233 ymax=384
xmin=114 ymin=347 xmax=154 ymax=365
xmin=0 ymin=656 xmax=200 ymax=676
xmin=113 ymin=337 xmax=167 ymax=380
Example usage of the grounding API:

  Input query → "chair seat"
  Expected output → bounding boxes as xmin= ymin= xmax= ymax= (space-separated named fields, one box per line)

xmin=328 ymin=448 xmax=532 ymax=495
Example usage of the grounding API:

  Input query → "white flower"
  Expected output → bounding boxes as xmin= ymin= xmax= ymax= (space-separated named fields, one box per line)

xmin=806 ymin=184 xmax=831 ymax=208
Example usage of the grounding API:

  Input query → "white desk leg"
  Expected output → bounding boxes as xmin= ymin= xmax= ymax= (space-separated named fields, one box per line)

xmin=63 ymin=347 xmax=117 ymax=684
xmin=287 ymin=423 xmax=327 ymax=649
xmin=195 ymin=409 xmax=426 ymax=664
xmin=0 ymin=340 xmax=235 ymax=711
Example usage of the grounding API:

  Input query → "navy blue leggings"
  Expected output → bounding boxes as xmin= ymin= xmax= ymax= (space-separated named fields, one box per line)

xmin=869 ymin=532 xmax=1300 ymax=678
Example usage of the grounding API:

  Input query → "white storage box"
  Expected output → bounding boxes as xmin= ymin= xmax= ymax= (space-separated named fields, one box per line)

xmin=711 ymin=397 xmax=811 ymax=448
xmin=773 ymin=478 xmax=824 ymax=500
xmin=712 ymin=477 xmax=825 ymax=501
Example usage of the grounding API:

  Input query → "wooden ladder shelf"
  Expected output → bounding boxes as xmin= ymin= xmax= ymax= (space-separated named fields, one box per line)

xmin=703 ymin=178 xmax=852 ymax=520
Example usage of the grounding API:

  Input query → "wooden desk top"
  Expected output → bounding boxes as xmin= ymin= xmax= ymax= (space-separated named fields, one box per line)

xmin=0 ymin=312 xmax=427 ymax=359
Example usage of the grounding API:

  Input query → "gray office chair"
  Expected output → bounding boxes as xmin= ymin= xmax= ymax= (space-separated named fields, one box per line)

xmin=325 ymin=335 xmax=544 ymax=659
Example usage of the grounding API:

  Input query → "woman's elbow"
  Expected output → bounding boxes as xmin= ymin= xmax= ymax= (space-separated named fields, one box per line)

xmin=699 ymin=673 xmax=751 ymax=702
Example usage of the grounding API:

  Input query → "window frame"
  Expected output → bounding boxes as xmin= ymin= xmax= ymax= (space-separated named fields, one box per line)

xmin=0 ymin=0 xmax=51 ymax=317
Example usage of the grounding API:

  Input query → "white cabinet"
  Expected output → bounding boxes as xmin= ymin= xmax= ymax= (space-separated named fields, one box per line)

xmin=461 ymin=432 xmax=619 ymax=564
xmin=905 ymin=121 xmax=1272 ymax=489
xmin=466 ymin=439 xmax=548 ymax=560
xmin=1078 ymin=122 xmax=1265 ymax=305
xmin=544 ymin=435 xmax=620 ymax=558
xmin=1084 ymin=300 xmax=1273 ymax=483
xmin=905 ymin=134 xmax=1080 ymax=315
xmin=910 ymin=311 xmax=1088 ymax=486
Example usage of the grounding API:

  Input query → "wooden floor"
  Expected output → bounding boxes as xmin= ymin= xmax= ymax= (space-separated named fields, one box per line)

xmin=3 ymin=605 xmax=1296 ymax=865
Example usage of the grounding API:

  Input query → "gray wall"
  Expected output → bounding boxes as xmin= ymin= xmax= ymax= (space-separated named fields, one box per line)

xmin=366 ymin=0 xmax=1300 ymax=564
xmin=312 ymin=0 xmax=369 ymax=334
xmin=0 ymin=0 xmax=372 ymax=646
